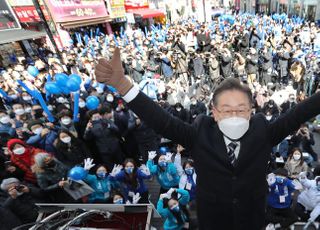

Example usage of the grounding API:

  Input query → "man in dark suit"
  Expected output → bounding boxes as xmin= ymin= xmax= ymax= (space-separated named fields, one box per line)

xmin=95 ymin=48 xmax=320 ymax=230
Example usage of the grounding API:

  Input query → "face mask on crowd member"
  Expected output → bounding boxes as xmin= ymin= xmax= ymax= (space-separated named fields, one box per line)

xmin=79 ymin=99 xmax=86 ymax=108
xmin=12 ymin=143 xmax=26 ymax=155
xmin=96 ymin=166 xmax=107 ymax=179
xmin=158 ymin=155 xmax=168 ymax=168
xmin=184 ymin=161 xmax=194 ymax=175
xmin=124 ymin=161 xmax=135 ymax=174
xmin=289 ymin=94 xmax=295 ymax=103
xmin=30 ymin=124 xmax=43 ymax=135
xmin=212 ymin=79 xmax=252 ymax=141
xmin=168 ymin=198 xmax=180 ymax=213
xmin=0 ymin=112 xmax=10 ymax=124
xmin=59 ymin=132 xmax=72 ymax=144
xmin=91 ymin=112 xmax=102 ymax=122
xmin=12 ymin=104 xmax=25 ymax=116
xmin=113 ymin=194 xmax=124 ymax=204
xmin=57 ymin=97 xmax=67 ymax=104
xmin=106 ymin=94 xmax=114 ymax=103
xmin=60 ymin=116 xmax=72 ymax=126
xmin=292 ymin=149 xmax=302 ymax=161
xmin=22 ymin=93 xmax=32 ymax=102
xmin=8 ymin=92 xmax=18 ymax=100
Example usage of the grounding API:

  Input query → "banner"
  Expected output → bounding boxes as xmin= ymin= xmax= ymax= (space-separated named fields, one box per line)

xmin=44 ymin=0 xmax=109 ymax=23
xmin=0 ymin=0 xmax=20 ymax=31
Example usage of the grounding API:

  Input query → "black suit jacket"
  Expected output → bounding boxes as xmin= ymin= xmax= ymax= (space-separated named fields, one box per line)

xmin=128 ymin=91 xmax=320 ymax=230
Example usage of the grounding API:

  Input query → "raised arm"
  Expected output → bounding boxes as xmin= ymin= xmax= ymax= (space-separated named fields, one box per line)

xmin=267 ymin=92 xmax=320 ymax=146
xmin=95 ymin=48 xmax=196 ymax=149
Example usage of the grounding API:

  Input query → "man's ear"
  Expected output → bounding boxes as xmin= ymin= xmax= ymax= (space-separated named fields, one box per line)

xmin=212 ymin=106 xmax=219 ymax=122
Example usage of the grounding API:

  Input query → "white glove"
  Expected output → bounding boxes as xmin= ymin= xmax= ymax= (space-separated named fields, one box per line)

xmin=292 ymin=179 xmax=303 ymax=190
xmin=110 ymin=164 xmax=123 ymax=177
xmin=165 ymin=152 xmax=173 ymax=162
xmin=166 ymin=188 xmax=176 ymax=198
xmin=148 ymin=151 xmax=157 ymax=160
xmin=83 ymin=158 xmax=95 ymax=171
xmin=159 ymin=193 xmax=169 ymax=200
xmin=126 ymin=200 xmax=131 ymax=205
xmin=132 ymin=193 xmax=141 ymax=204
xmin=267 ymin=173 xmax=276 ymax=186
xmin=139 ymin=164 xmax=150 ymax=176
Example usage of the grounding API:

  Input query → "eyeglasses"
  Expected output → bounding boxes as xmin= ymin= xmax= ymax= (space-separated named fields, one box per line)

xmin=215 ymin=107 xmax=251 ymax=117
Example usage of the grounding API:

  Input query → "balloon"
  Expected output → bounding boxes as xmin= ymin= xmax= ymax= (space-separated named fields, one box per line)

xmin=45 ymin=82 xmax=61 ymax=95
xmin=27 ymin=66 xmax=39 ymax=77
xmin=69 ymin=74 xmax=82 ymax=85
xmin=86 ymin=95 xmax=100 ymax=110
xmin=55 ymin=73 xmax=69 ymax=87
xmin=159 ymin=146 xmax=168 ymax=154
xmin=60 ymin=86 xmax=70 ymax=95
xmin=68 ymin=166 xmax=87 ymax=181
xmin=66 ymin=79 xmax=80 ymax=92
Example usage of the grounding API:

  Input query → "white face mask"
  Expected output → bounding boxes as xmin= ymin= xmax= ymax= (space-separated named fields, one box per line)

xmin=48 ymin=105 xmax=53 ymax=111
xmin=293 ymin=154 xmax=301 ymax=161
xmin=106 ymin=95 xmax=114 ymax=102
xmin=10 ymin=95 xmax=18 ymax=100
xmin=23 ymin=96 xmax=31 ymax=101
xmin=13 ymin=147 xmax=26 ymax=155
xmin=266 ymin=115 xmax=272 ymax=121
xmin=14 ymin=108 xmax=25 ymax=116
xmin=96 ymin=87 xmax=104 ymax=94
xmin=33 ymin=127 xmax=43 ymax=135
xmin=79 ymin=101 xmax=86 ymax=108
xmin=57 ymin=97 xmax=66 ymax=103
xmin=0 ymin=116 xmax=10 ymax=124
xmin=61 ymin=118 xmax=71 ymax=125
xmin=25 ymin=107 xmax=32 ymax=113
xmin=176 ymin=107 xmax=182 ymax=112
xmin=61 ymin=136 xmax=71 ymax=144
xmin=218 ymin=117 xmax=249 ymax=140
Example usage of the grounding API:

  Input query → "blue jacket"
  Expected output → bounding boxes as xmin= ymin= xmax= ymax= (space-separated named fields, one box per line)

xmin=157 ymin=189 xmax=190 ymax=230
xmin=267 ymin=178 xmax=295 ymax=209
xmin=161 ymin=57 xmax=173 ymax=78
xmin=147 ymin=160 xmax=180 ymax=189
xmin=0 ymin=123 xmax=16 ymax=136
xmin=85 ymin=174 xmax=112 ymax=203
xmin=110 ymin=169 xmax=151 ymax=199
xmin=26 ymin=130 xmax=57 ymax=154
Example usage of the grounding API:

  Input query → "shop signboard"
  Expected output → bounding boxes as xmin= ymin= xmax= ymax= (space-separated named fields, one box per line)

xmin=12 ymin=6 xmax=50 ymax=23
xmin=109 ymin=0 xmax=126 ymax=18
xmin=0 ymin=0 xmax=20 ymax=31
xmin=44 ymin=0 xmax=109 ymax=23
xmin=125 ymin=0 xmax=149 ymax=11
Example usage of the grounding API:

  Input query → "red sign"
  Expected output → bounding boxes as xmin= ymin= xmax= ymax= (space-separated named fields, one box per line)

xmin=125 ymin=0 xmax=149 ymax=11
xmin=44 ymin=0 xmax=109 ymax=23
xmin=13 ymin=6 xmax=49 ymax=23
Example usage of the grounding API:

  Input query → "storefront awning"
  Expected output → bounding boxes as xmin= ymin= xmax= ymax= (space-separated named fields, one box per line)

xmin=59 ymin=16 xmax=111 ymax=29
xmin=0 ymin=29 xmax=46 ymax=44
xmin=129 ymin=8 xmax=165 ymax=19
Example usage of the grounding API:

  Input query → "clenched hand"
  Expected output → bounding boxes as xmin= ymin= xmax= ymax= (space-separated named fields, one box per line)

xmin=95 ymin=47 xmax=133 ymax=95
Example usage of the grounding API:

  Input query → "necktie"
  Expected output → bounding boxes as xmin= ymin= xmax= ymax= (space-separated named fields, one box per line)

xmin=227 ymin=142 xmax=238 ymax=166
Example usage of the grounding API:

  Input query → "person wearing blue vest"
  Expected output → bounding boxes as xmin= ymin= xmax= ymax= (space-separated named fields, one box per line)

xmin=83 ymin=158 xmax=113 ymax=203
xmin=147 ymin=151 xmax=180 ymax=193
xmin=265 ymin=168 xmax=299 ymax=229
xmin=157 ymin=188 xmax=190 ymax=230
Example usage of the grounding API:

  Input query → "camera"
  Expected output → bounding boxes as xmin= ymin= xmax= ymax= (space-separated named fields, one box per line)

xmin=15 ymin=185 xmax=24 ymax=192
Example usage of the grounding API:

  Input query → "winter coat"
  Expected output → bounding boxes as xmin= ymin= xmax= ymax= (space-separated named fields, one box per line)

xmin=157 ymin=189 xmax=190 ymax=230
xmin=85 ymin=174 xmax=112 ymax=203
xmin=298 ymin=176 xmax=320 ymax=215
xmin=110 ymin=169 xmax=151 ymax=198
xmin=3 ymin=184 xmax=44 ymax=224
xmin=83 ymin=119 xmax=122 ymax=155
xmin=284 ymin=159 xmax=308 ymax=178
xmin=147 ymin=160 xmax=180 ymax=189
xmin=8 ymin=139 xmax=43 ymax=184
xmin=26 ymin=130 xmax=57 ymax=154
xmin=54 ymin=138 xmax=91 ymax=168
xmin=267 ymin=178 xmax=296 ymax=209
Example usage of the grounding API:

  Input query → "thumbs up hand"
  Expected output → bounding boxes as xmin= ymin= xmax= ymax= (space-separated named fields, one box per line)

xmin=95 ymin=47 xmax=133 ymax=95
